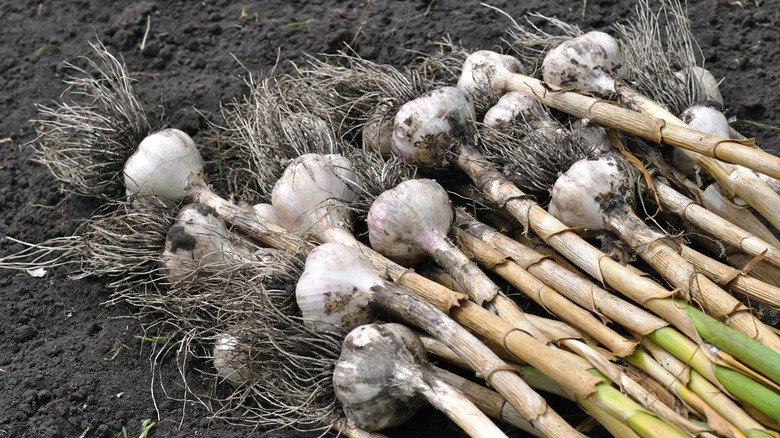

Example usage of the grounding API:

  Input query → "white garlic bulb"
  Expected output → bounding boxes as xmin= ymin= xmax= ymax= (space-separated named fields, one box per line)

xmin=572 ymin=119 xmax=611 ymax=154
xmin=392 ymin=87 xmax=476 ymax=169
xmin=252 ymin=202 xmax=279 ymax=225
xmin=212 ymin=332 xmax=257 ymax=387
xmin=367 ymin=179 xmax=453 ymax=265
xmin=271 ymin=154 xmax=360 ymax=241
xmin=674 ymin=66 xmax=724 ymax=105
xmin=548 ymin=154 xmax=635 ymax=230
xmin=483 ymin=91 xmax=557 ymax=130
xmin=680 ymin=103 xmax=731 ymax=139
xmin=457 ymin=50 xmax=525 ymax=97
xmin=124 ymin=128 xmax=204 ymax=201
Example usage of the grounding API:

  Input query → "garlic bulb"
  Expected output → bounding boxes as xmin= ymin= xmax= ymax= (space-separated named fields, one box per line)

xmin=124 ymin=128 xmax=204 ymax=201
xmin=271 ymin=154 xmax=360 ymax=241
xmin=674 ymin=66 xmax=724 ymax=105
xmin=162 ymin=203 xmax=255 ymax=283
xmin=680 ymin=103 xmax=731 ymax=139
xmin=673 ymin=103 xmax=730 ymax=183
xmin=457 ymin=50 xmax=525 ymax=97
xmin=333 ymin=323 xmax=428 ymax=430
xmin=542 ymin=31 xmax=623 ymax=96
xmin=295 ymin=243 xmax=379 ymax=333
xmin=212 ymin=332 xmax=258 ymax=386
xmin=483 ymin=91 xmax=557 ymax=130
xmin=392 ymin=87 xmax=476 ymax=169
xmin=252 ymin=202 xmax=279 ymax=225
xmin=572 ymin=119 xmax=611 ymax=154
xmin=548 ymin=153 xmax=635 ymax=230
xmin=362 ymin=101 xmax=395 ymax=157
xmin=367 ymin=179 xmax=453 ymax=265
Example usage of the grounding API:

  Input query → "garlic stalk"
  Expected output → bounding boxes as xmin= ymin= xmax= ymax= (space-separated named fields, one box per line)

xmin=334 ymin=323 xmax=508 ymax=438
xmin=391 ymin=85 xmax=778 ymax=428
xmin=547 ymin=153 xmax=780 ymax=415
xmin=296 ymin=242 xmax=586 ymax=438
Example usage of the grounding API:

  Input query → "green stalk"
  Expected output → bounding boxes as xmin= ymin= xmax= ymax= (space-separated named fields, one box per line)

xmin=578 ymin=397 xmax=642 ymax=438
xmin=679 ymin=301 xmax=780 ymax=385
xmin=688 ymin=371 xmax=776 ymax=438
xmin=647 ymin=325 xmax=780 ymax=425
xmin=581 ymin=370 xmax=688 ymax=438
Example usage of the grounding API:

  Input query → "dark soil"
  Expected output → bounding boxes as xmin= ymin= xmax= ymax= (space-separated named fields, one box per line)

xmin=1 ymin=1 xmax=778 ymax=437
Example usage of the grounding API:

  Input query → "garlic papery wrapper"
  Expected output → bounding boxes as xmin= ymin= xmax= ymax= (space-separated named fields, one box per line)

xmin=542 ymin=31 xmax=622 ymax=96
xmin=548 ymin=154 xmax=635 ymax=231
xmin=392 ymin=87 xmax=476 ymax=170
xmin=295 ymin=243 xmax=584 ymax=437
xmin=124 ymin=128 xmax=205 ymax=201
xmin=367 ymin=179 xmax=499 ymax=305
xmin=252 ymin=203 xmax=279 ymax=225
xmin=457 ymin=50 xmax=525 ymax=98
xmin=674 ymin=66 xmax=724 ymax=105
xmin=162 ymin=203 xmax=256 ymax=284
xmin=271 ymin=153 xmax=360 ymax=243
xmin=334 ymin=323 xmax=507 ymax=437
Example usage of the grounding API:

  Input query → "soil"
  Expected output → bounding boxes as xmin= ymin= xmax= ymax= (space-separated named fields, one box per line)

xmin=1 ymin=1 xmax=778 ymax=437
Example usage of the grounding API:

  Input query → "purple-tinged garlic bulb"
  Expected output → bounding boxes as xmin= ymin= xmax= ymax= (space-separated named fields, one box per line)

xmin=674 ymin=66 xmax=724 ymax=105
xmin=162 ymin=203 xmax=255 ymax=283
xmin=548 ymin=153 xmax=635 ymax=231
xmin=542 ymin=31 xmax=625 ymax=96
xmin=392 ymin=87 xmax=476 ymax=169
xmin=368 ymin=179 xmax=453 ymax=265
xmin=124 ymin=129 xmax=204 ymax=201
xmin=295 ymin=243 xmax=379 ymax=333
xmin=457 ymin=50 xmax=525 ymax=98
xmin=362 ymin=101 xmax=395 ymax=157
xmin=271 ymin=154 xmax=360 ymax=242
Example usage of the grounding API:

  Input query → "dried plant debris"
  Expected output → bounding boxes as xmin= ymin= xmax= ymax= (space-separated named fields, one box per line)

xmin=615 ymin=0 xmax=708 ymax=114
xmin=31 ymin=41 xmax=152 ymax=200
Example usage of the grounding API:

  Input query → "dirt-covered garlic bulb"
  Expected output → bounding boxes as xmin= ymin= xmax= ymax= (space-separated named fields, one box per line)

xmin=124 ymin=128 xmax=204 ymax=201
xmin=542 ymin=31 xmax=625 ymax=96
xmin=392 ymin=87 xmax=476 ymax=169
xmin=674 ymin=66 xmax=724 ymax=105
xmin=295 ymin=243 xmax=378 ymax=333
xmin=368 ymin=179 xmax=453 ymax=265
xmin=548 ymin=153 xmax=635 ymax=231
xmin=457 ymin=50 xmax=525 ymax=97
xmin=162 ymin=203 xmax=255 ymax=283
xmin=334 ymin=323 xmax=508 ymax=437
xmin=271 ymin=154 xmax=360 ymax=242
xmin=333 ymin=323 xmax=428 ymax=430
xmin=572 ymin=119 xmax=611 ymax=154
